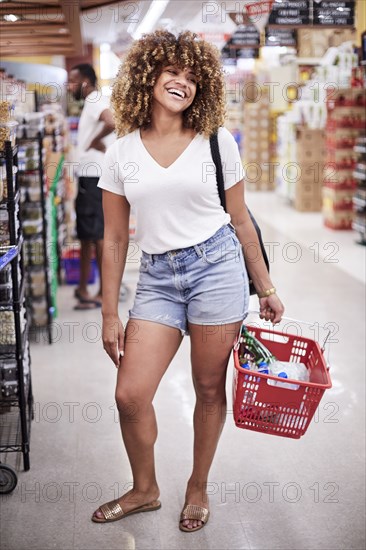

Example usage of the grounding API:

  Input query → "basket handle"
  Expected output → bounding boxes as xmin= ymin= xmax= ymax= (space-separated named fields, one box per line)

xmin=240 ymin=310 xmax=332 ymax=352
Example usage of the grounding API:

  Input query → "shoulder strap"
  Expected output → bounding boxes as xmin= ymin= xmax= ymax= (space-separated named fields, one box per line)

xmin=209 ymin=133 xmax=226 ymax=211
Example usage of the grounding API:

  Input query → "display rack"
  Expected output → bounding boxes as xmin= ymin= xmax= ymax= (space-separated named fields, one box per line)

xmin=323 ymin=89 xmax=366 ymax=230
xmin=17 ymin=131 xmax=53 ymax=343
xmin=352 ymin=137 xmax=366 ymax=245
xmin=0 ymin=141 xmax=33 ymax=492
xmin=48 ymin=151 xmax=65 ymax=311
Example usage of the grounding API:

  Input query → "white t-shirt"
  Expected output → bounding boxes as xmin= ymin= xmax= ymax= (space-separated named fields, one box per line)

xmin=98 ymin=127 xmax=244 ymax=254
xmin=76 ymin=91 xmax=115 ymax=177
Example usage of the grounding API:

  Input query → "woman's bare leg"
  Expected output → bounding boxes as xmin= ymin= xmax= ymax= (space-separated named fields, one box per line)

xmin=93 ymin=319 xmax=183 ymax=518
xmin=181 ymin=321 xmax=241 ymax=529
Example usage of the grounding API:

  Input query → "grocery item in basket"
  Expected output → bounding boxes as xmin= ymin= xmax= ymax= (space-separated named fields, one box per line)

xmin=239 ymin=326 xmax=275 ymax=372
xmin=268 ymin=361 xmax=309 ymax=391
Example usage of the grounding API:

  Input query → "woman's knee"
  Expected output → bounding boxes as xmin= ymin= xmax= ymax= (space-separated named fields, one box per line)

xmin=115 ymin=387 xmax=150 ymax=419
xmin=193 ymin=378 xmax=226 ymax=402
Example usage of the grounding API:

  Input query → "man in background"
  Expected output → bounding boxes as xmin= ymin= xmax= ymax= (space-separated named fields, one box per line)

xmin=67 ymin=64 xmax=115 ymax=309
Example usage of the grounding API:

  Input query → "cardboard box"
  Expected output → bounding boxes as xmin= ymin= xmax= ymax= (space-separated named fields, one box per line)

xmin=298 ymin=162 xmax=326 ymax=185
xmin=323 ymin=167 xmax=356 ymax=187
xmin=323 ymin=209 xmax=354 ymax=230
xmin=296 ymin=128 xmax=326 ymax=163
xmin=323 ymin=187 xmax=354 ymax=211
xmin=295 ymin=180 xmax=323 ymax=212
xmin=295 ymin=195 xmax=322 ymax=212
xmin=326 ymin=89 xmax=366 ymax=108
xmin=298 ymin=29 xmax=330 ymax=58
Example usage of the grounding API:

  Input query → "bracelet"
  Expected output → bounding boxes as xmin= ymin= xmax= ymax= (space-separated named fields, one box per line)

xmin=257 ymin=287 xmax=276 ymax=299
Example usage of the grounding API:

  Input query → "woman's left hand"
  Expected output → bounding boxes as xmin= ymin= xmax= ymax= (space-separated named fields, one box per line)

xmin=259 ymin=294 xmax=284 ymax=324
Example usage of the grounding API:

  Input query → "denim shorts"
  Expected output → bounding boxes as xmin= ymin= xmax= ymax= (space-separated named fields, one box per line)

xmin=129 ymin=224 xmax=250 ymax=335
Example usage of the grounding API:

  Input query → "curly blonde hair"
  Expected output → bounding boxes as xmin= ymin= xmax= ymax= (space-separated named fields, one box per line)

xmin=111 ymin=30 xmax=226 ymax=138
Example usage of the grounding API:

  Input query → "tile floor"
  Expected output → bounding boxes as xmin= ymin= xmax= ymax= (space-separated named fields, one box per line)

xmin=0 ymin=191 xmax=365 ymax=550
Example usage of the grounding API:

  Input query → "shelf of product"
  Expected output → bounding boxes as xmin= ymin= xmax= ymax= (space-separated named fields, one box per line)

xmin=46 ymin=151 xmax=65 ymax=312
xmin=243 ymin=93 xmax=275 ymax=191
xmin=323 ymin=88 xmax=366 ymax=230
xmin=0 ymin=140 xmax=33 ymax=485
xmin=352 ymin=137 xmax=366 ymax=245
xmin=17 ymin=130 xmax=54 ymax=342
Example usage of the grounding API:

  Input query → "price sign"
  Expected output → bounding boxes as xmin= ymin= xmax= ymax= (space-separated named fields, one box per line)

xmin=265 ymin=28 xmax=297 ymax=46
xmin=221 ymin=46 xmax=259 ymax=60
xmin=313 ymin=0 xmax=355 ymax=27
xmin=268 ymin=0 xmax=310 ymax=26
xmin=228 ymin=26 xmax=261 ymax=48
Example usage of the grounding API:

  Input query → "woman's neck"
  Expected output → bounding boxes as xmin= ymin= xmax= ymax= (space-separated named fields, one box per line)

xmin=147 ymin=110 xmax=187 ymax=138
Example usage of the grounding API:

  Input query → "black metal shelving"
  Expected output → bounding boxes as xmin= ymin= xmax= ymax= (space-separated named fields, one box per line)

xmin=17 ymin=132 xmax=53 ymax=344
xmin=0 ymin=140 xmax=33 ymax=489
xmin=352 ymin=137 xmax=366 ymax=245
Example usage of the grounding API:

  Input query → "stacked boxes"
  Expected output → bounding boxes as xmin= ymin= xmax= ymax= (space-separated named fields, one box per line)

xmin=323 ymin=89 xmax=366 ymax=229
xmin=294 ymin=128 xmax=326 ymax=212
xmin=243 ymin=95 xmax=274 ymax=191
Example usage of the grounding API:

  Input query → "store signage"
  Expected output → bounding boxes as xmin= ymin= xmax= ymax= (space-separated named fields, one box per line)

xmin=237 ymin=48 xmax=260 ymax=59
xmin=221 ymin=46 xmax=259 ymax=59
xmin=245 ymin=0 xmax=274 ymax=31
xmin=246 ymin=0 xmax=274 ymax=16
xmin=198 ymin=32 xmax=231 ymax=43
xmin=268 ymin=0 xmax=355 ymax=27
xmin=268 ymin=0 xmax=310 ymax=26
xmin=313 ymin=1 xmax=355 ymax=28
xmin=265 ymin=28 xmax=297 ymax=47
xmin=227 ymin=26 xmax=261 ymax=48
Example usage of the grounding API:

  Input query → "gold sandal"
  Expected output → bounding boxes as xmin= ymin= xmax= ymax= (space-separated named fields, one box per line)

xmin=179 ymin=504 xmax=210 ymax=532
xmin=91 ymin=498 xmax=161 ymax=523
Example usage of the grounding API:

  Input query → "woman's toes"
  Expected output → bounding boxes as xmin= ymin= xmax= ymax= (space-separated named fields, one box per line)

xmin=93 ymin=508 xmax=103 ymax=519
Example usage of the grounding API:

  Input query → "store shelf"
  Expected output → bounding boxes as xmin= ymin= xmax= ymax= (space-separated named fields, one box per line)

xmin=0 ymin=145 xmax=18 ymax=159
xmin=0 ymin=246 xmax=19 ymax=270
xmin=0 ymin=141 xmax=33 ymax=473
xmin=353 ymin=171 xmax=366 ymax=181
xmin=353 ymin=196 xmax=366 ymax=209
xmin=296 ymin=58 xmax=322 ymax=65
xmin=0 ymin=402 xmax=31 ymax=452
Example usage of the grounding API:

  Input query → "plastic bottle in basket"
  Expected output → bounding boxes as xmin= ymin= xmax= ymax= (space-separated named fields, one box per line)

xmin=268 ymin=361 xmax=309 ymax=391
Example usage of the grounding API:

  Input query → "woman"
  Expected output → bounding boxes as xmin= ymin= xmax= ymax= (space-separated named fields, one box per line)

xmin=92 ymin=30 xmax=284 ymax=531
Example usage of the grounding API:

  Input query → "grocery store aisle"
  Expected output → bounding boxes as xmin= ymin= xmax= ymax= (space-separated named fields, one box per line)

xmin=1 ymin=194 xmax=365 ymax=550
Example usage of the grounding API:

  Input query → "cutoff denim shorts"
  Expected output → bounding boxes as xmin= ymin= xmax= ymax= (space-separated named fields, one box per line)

xmin=129 ymin=224 xmax=250 ymax=335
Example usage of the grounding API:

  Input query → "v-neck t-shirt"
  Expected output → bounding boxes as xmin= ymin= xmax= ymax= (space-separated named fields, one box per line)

xmin=98 ymin=127 xmax=244 ymax=254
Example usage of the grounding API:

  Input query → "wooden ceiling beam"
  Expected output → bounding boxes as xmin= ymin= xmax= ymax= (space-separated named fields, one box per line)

xmin=1 ymin=28 xmax=70 ymax=36
xmin=1 ymin=49 xmax=76 ymax=56
xmin=59 ymin=0 xmax=84 ymax=54
xmin=0 ymin=7 xmax=63 ymax=15
xmin=0 ymin=0 xmax=59 ymax=5
xmin=1 ymin=37 xmax=72 ymax=45
xmin=0 ymin=21 xmax=65 ymax=28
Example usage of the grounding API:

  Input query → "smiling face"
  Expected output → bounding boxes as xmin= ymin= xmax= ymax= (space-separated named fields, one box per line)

xmin=152 ymin=65 xmax=197 ymax=115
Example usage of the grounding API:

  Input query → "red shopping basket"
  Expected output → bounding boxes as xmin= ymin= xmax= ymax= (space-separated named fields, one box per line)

xmin=232 ymin=321 xmax=332 ymax=439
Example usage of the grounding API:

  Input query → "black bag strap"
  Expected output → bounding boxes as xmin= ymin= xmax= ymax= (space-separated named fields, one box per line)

xmin=209 ymin=133 xmax=226 ymax=210
xmin=209 ymin=132 xmax=270 ymax=280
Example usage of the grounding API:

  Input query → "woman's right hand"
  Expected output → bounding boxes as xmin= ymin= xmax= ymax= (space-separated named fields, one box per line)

xmin=102 ymin=314 xmax=125 ymax=367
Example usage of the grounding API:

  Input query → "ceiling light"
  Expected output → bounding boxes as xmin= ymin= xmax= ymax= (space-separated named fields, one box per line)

xmin=133 ymin=0 xmax=170 ymax=40
xmin=4 ymin=14 xmax=20 ymax=22
xmin=58 ymin=28 xmax=68 ymax=34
